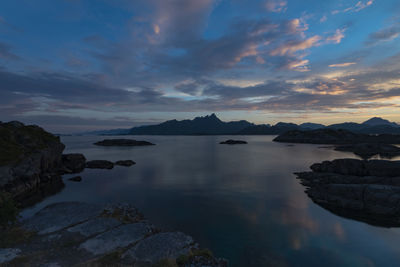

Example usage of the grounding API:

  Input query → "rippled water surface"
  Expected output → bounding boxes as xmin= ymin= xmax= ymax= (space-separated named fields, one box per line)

xmin=22 ymin=135 xmax=400 ymax=266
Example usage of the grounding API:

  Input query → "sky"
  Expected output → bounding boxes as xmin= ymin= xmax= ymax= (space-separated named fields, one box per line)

xmin=0 ymin=0 xmax=400 ymax=132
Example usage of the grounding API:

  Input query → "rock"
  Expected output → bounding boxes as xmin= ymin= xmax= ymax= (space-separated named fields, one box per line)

xmin=115 ymin=160 xmax=136 ymax=166
xmin=80 ymin=222 xmax=153 ymax=255
xmin=122 ymin=232 xmax=193 ymax=264
xmin=334 ymin=143 xmax=400 ymax=159
xmin=0 ymin=121 xmax=65 ymax=207
xmin=0 ymin=248 xmax=21 ymax=264
xmin=94 ymin=139 xmax=155 ymax=146
xmin=295 ymin=159 xmax=400 ymax=227
xmin=85 ymin=160 xmax=114 ymax=169
xmin=61 ymin=153 xmax=86 ymax=174
xmin=219 ymin=139 xmax=247 ymax=145
xmin=68 ymin=176 xmax=82 ymax=182
xmin=23 ymin=202 xmax=102 ymax=234
xmin=310 ymin=159 xmax=400 ymax=177
xmin=0 ymin=202 xmax=226 ymax=266
xmin=273 ymin=128 xmax=400 ymax=144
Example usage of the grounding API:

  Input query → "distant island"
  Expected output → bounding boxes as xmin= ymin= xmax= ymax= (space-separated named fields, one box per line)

xmin=83 ymin=114 xmax=400 ymax=136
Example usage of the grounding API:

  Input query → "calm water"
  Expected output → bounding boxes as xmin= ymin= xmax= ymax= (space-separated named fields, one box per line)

xmin=22 ymin=135 xmax=400 ymax=266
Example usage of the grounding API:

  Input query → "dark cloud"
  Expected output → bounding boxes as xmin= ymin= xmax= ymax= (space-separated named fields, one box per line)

xmin=365 ymin=23 xmax=400 ymax=45
xmin=0 ymin=42 xmax=20 ymax=60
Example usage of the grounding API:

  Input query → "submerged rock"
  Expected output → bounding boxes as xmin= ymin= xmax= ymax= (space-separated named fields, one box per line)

xmin=295 ymin=158 xmax=400 ymax=227
xmin=115 ymin=160 xmax=136 ymax=166
xmin=0 ymin=202 xmax=227 ymax=266
xmin=94 ymin=139 xmax=155 ymax=146
xmin=219 ymin=139 xmax=247 ymax=145
xmin=86 ymin=160 xmax=114 ymax=169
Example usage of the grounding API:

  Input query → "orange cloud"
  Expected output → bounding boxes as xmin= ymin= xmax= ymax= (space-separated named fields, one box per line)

xmin=265 ymin=0 xmax=287 ymax=13
xmin=329 ymin=62 xmax=356 ymax=68
xmin=326 ymin=28 xmax=346 ymax=44
xmin=271 ymin=35 xmax=321 ymax=56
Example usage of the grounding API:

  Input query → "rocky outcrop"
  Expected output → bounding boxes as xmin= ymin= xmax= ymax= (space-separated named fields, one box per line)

xmin=115 ymin=160 xmax=136 ymax=166
xmin=86 ymin=160 xmax=114 ymax=169
xmin=334 ymin=143 xmax=400 ymax=159
xmin=0 ymin=121 xmax=66 ymax=206
xmin=295 ymin=158 xmax=400 ymax=227
xmin=219 ymin=140 xmax=247 ymax=145
xmin=94 ymin=139 xmax=155 ymax=146
xmin=0 ymin=202 xmax=227 ymax=266
xmin=61 ymin=153 xmax=86 ymax=174
xmin=273 ymin=128 xmax=400 ymax=144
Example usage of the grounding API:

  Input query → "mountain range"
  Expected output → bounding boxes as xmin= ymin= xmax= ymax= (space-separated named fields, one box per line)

xmin=86 ymin=114 xmax=400 ymax=135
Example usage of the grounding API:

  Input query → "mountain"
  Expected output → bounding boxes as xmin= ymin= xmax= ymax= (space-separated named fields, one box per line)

xmin=129 ymin=113 xmax=254 ymax=135
xmin=299 ymin=122 xmax=325 ymax=130
xmin=327 ymin=117 xmax=400 ymax=134
xmin=362 ymin=117 xmax=399 ymax=127
xmin=76 ymin=115 xmax=400 ymax=136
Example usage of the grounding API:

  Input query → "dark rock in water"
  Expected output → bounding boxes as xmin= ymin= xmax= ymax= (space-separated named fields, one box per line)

xmin=0 ymin=121 xmax=65 ymax=207
xmin=310 ymin=158 xmax=400 ymax=177
xmin=61 ymin=153 xmax=86 ymax=174
xmin=273 ymin=128 xmax=400 ymax=144
xmin=334 ymin=143 xmax=400 ymax=159
xmin=86 ymin=160 xmax=114 ymax=169
xmin=94 ymin=139 xmax=155 ymax=146
xmin=219 ymin=139 xmax=247 ymax=145
xmin=115 ymin=160 xmax=136 ymax=166
xmin=0 ymin=202 xmax=227 ymax=266
xmin=68 ymin=176 xmax=82 ymax=182
xmin=295 ymin=158 xmax=400 ymax=227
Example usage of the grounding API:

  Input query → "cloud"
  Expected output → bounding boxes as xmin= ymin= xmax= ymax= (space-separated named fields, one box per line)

xmin=265 ymin=0 xmax=287 ymax=13
xmin=329 ymin=62 xmax=356 ymax=68
xmin=0 ymin=42 xmax=20 ymax=60
xmin=325 ymin=28 xmax=346 ymax=44
xmin=332 ymin=0 xmax=374 ymax=14
xmin=271 ymin=35 xmax=321 ymax=56
xmin=365 ymin=23 xmax=400 ymax=45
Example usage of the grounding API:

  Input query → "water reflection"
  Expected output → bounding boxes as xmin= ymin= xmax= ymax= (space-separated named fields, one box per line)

xmin=20 ymin=135 xmax=400 ymax=266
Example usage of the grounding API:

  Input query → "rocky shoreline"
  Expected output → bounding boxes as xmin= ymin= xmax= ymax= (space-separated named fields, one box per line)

xmin=0 ymin=121 xmax=226 ymax=266
xmin=295 ymin=158 xmax=400 ymax=227
xmin=0 ymin=202 xmax=227 ymax=266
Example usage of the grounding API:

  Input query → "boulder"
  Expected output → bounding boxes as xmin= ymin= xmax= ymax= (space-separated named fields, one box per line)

xmin=86 ymin=160 xmax=114 ymax=169
xmin=94 ymin=139 xmax=155 ymax=146
xmin=61 ymin=153 xmax=86 ymax=174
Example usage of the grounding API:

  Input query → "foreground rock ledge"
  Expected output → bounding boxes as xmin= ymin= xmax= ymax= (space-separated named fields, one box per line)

xmin=0 ymin=202 xmax=227 ymax=266
xmin=295 ymin=158 xmax=400 ymax=227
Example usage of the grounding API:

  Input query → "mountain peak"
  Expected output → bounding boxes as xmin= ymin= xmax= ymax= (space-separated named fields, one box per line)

xmin=362 ymin=117 xmax=398 ymax=127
